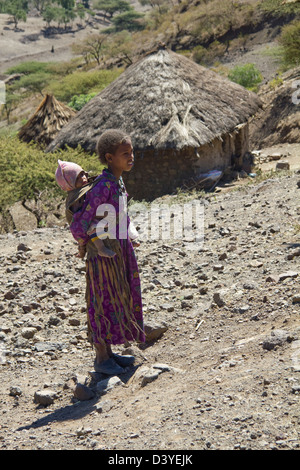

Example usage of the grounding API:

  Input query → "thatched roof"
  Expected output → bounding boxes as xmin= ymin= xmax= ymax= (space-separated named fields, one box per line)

xmin=19 ymin=94 xmax=76 ymax=147
xmin=46 ymin=45 xmax=261 ymax=154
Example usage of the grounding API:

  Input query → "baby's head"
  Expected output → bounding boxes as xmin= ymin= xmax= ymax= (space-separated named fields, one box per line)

xmin=55 ymin=160 xmax=88 ymax=191
xmin=96 ymin=129 xmax=132 ymax=165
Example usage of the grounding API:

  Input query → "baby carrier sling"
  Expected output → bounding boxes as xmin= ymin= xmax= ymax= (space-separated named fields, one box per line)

xmin=65 ymin=175 xmax=100 ymax=225
xmin=65 ymin=175 xmax=119 ymax=259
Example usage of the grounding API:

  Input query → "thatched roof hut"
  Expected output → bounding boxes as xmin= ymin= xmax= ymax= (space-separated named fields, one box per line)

xmin=47 ymin=45 xmax=261 ymax=198
xmin=18 ymin=94 xmax=76 ymax=147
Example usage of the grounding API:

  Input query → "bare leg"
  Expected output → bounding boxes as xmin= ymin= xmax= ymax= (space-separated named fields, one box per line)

xmin=94 ymin=340 xmax=110 ymax=364
xmin=93 ymin=341 xmax=125 ymax=374
xmin=106 ymin=343 xmax=113 ymax=357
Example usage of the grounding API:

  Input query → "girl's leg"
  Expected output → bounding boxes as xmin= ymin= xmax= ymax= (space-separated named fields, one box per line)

xmin=107 ymin=342 xmax=135 ymax=367
xmin=93 ymin=340 xmax=125 ymax=374
xmin=94 ymin=340 xmax=110 ymax=364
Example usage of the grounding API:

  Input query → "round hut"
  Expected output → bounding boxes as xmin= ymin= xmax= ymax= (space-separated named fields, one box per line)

xmin=18 ymin=94 xmax=76 ymax=148
xmin=46 ymin=45 xmax=261 ymax=199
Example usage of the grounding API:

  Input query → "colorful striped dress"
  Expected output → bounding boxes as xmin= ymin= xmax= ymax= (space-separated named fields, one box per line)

xmin=69 ymin=168 xmax=145 ymax=346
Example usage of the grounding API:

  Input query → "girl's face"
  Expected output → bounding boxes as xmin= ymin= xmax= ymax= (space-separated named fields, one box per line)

xmin=75 ymin=171 xmax=88 ymax=188
xmin=106 ymin=141 xmax=134 ymax=178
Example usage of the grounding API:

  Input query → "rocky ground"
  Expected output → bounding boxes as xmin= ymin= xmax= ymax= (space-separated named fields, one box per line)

xmin=0 ymin=165 xmax=299 ymax=451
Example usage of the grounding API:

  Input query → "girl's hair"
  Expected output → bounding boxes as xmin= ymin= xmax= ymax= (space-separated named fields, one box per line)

xmin=96 ymin=129 xmax=132 ymax=165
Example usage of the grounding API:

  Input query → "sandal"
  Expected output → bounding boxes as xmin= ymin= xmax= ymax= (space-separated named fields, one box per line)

xmin=94 ymin=358 xmax=125 ymax=375
xmin=111 ymin=353 xmax=135 ymax=367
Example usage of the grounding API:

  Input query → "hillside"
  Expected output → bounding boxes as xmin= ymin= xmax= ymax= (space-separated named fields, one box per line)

xmin=1 ymin=0 xmax=299 ymax=131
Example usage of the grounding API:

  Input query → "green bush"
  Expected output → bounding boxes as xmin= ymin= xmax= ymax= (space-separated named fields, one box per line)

xmin=228 ymin=63 xmax=262 ymax=91
xmin=68 ymin=92 xmax=97 ymax=111
xmin=279 ymin=21 xmax=300 ymax=68
xmin=0 ymin=135 xmax=104 ymax=210
xmin=6 ymin=61 xmax=53 ymax=75
xmin=259 ymin=0 xmax=300 ymax=15
xmin=48 ymin=68 xmax=123 ymax=102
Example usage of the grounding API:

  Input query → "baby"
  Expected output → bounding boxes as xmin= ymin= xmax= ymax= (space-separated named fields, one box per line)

xmin=55 ymin=160 xmax=139 ymax=259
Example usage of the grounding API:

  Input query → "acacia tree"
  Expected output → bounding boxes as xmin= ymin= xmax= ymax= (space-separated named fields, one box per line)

xmin=30 ymin=0 xmax=51 ymax=13
xmin=72 ymin=33 xmax=107 ymax=64
xmin=106 ymin=31 xmax=135 ymax=65
xmin=92 ymin=0 xmax=132 ymax=20
xmin=111 ymin=10 xmax=145 ymax=32
xmin=1 ymin=91 xmax=22 ymax=123
xmin=3 ymin=0 xmax=28 ymax=28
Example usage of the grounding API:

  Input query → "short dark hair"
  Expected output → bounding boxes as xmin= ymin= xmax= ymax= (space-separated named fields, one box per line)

xmin=96 ymin=129 xmax=132 ymax=165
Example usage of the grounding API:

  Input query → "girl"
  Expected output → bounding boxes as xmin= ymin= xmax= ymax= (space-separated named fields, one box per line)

xmin=69 ymin=129 xmax=145 ymax=375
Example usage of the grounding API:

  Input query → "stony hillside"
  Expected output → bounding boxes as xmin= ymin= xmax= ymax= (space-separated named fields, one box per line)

xmin=0 ymin=0 xmax=300 ymax=452
xmin=0 ymin=169 xmax=299 ymax=451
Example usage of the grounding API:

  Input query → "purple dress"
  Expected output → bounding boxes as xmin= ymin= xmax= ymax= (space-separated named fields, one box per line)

xmin=69 ymin=168 xmax=145 ymax=346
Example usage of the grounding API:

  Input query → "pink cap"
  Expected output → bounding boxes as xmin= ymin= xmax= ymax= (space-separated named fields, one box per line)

xmin=55 ymin=159 xmax=84 ymax=191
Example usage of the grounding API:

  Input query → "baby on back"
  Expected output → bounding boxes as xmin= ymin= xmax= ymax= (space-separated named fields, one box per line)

xmin=55 ymin=159 xmax=117 ymax=258
xmin=55 ymin=160 xmax=139 ymax=259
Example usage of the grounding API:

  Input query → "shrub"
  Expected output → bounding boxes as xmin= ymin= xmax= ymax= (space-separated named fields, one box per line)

xmin=279 ymin=21 xmax=300 ymax=68
xmin=0 ymin=135 xmax=103 ymax=211
xmin=228 ymin=63 xmax=262 ymax=91
xmin=68 ymin=92 xmax=97 ymax=111
xmin=6 ymin=61 xmax=53 ymax=75
xmin=47 ymin=68 xmax=123 ymax=102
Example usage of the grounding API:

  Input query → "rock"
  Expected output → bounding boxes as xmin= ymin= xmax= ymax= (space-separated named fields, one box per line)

xmin=34 ymin=342 xmax=65 ymax=353
xmin=266 ymin=275 xmax=279 ymax=283
xmin=76 ymin=426 xmax=92 ymax=437
xmin=213 ymin=264 xmax=224 ymax=272
xmin=292 ymin=294 xmax=300 ymax=304
xmin=48 ymin=316 xmax=60 ymax=326
xmin=34 ymin=389 xmax=57 ymax=406
xmin=278 ymin=271 xmax=298 ymax=282
xmin=68 ymin=318 xmax=80 ymax=326
xmin=129 ymin=363 xmax=182 ymax=389
xmin=144 ymin=321 xmax=168 ymax=342
xmin=213 ymin=290 xmax=227 ymax=307
xmin=21 ymin=327 xmax=37 ymax=339
xmin=276 ymin=161 xmax=290 ymax=170
xmin=4 ymin=291 xmax=15 ymax=300
xmin=160 ymin=303 xmax=174 ymax=312
xmin=268 ymin=152 xmax=283 ymax=161
xmin=17 ymin=243 xmax=31 ymax=252
xmin=9 ymin=386 xmax=22 ymax=397
xmin=199 ymin=286 xmax=208 ymax=295
xmin=141 ymin=368 xmax=161 ymax=386
xmin=239 ymin=305 xmax=250 ymax=314
xmin=22 ymin=305 xmax=32 ymax=313
xmin=286 ymin=248 xmax=300 ymax=260
xmin=96 ymin=399 xmax=113 ymax=413
xmin=96 ymin=376 xmax=122 ymax=395
xmin=262 ymin=329 xmax=295 ymax=351
xmin=73 ymin=383 xmax=95 ymax=401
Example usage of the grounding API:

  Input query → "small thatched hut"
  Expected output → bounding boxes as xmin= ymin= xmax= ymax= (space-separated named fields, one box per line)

xmin=18 ymin=94 xmax=76 ymax=147
xmin=46 ymin=45 xmax=261 ymax=199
